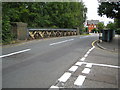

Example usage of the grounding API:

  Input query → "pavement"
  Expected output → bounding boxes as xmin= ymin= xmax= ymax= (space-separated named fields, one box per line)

xmin=97 ymin=35 xmax=119 ymax=53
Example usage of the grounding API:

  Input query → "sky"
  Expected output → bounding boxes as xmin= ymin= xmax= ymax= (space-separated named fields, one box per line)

xmin=82 ymin=0 xmax=114 ymax=26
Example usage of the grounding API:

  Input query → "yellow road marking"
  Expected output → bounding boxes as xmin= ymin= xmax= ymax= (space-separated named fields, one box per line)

xmin=91 ymin=40 xmax=118 ymax=54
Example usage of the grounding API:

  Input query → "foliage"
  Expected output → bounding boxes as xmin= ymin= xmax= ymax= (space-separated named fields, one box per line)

xmin=97 ymin=22 xmax=104 ymax=31
xmin=98 ymin=1 xmax=120 ymax=33
xmin=106 ymin=21 xmax=120 ymax=34
xmin=106 ymin=22 xmax=116 ymax=30
xmin=2 ymin=2 xmax=87 ymax=43
xmin=98 ymin=2 xmax=120 ymax=19
xmin=82 ymin=27 xmax=88 ymax=32
xmin=115 ymin=28 xmax=120 ymax=34
xmin=2 ymin=15 xmax=12 ymax=44
xmin=92 ymin=28 xmax=99 ymax=33
xmin=85 ymin=27 xmax=88 ymax=32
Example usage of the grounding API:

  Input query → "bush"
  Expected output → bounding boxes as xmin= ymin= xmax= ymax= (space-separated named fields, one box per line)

xmin=92 ymin=28 xmax=98 ymax=33
xmin=2 ymin=16 xmax=13 ymax=44
xmin=115 ymin=28 xmax=120 ymax=35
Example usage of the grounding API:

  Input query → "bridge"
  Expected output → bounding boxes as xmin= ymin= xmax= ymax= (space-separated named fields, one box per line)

xmin=28 ymin=28 xmax=77 ymax=39
xmin=11 ymin=22 xmax=78 ymax=40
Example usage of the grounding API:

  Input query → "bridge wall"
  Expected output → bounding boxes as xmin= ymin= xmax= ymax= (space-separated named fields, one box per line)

xmin=11 ymin=22 xmax=77 ymax=40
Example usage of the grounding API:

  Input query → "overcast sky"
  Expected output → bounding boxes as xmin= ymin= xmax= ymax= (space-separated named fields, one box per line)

xmin=82 ymin=0 xmax=114 ymax=26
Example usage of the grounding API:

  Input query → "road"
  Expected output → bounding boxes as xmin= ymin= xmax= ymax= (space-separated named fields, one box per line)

xmin=2 ymin=34 xmax=98 ymax=88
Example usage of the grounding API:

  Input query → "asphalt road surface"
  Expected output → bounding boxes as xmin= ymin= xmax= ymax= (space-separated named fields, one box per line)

xmin=2 ymin=34 xmax=103 ymax=88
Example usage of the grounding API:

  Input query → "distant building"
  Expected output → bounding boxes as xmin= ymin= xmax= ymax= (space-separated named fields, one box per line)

xmin=87 ymin=20 xmax=99 ymax=32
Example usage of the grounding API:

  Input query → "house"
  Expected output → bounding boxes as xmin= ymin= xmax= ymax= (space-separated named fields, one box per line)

xmin=87 ymin=20 xmax=99 ymax=32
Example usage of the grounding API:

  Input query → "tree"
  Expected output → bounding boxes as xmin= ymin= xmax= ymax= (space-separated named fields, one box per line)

xmin=2 ymin=2 xmax=87 ymax=43
xmin=97 ymin=22 xmax=104 ymax=31
xmin=92 ymin=28 xmax=98 ymax=33
xmin=98 ymin=2 xmax=120 ymax=28
xmin=106 ymin=22 xmax=116 ymax=30
xmin=98 ymin=2 xmax=120 ymax=19
xmin=85 ymin=27 xmax=88 ymax=32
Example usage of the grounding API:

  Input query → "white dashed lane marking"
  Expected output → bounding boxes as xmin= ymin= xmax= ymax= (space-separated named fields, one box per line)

xmin=84 ymin=54 xmax=88 ymax=58
xmin=75 ymin=62 xmax=84 ymax=66
xmin=82 ymin=68 xmax=91 ymax=74
xmin=80 ymin=57 xmax=86 ymax=61
xmin=50 ymin=86 xmax=59 ymax=88
xmin=74 ymin=75 xmax=86 ymax=86
xmin=58 ymin=72 xmax=71 ymax=82
xmin=85 ymin=63 xmax=93 ymax=68
xmin=69 ymin=66 xmax=78 ymax=72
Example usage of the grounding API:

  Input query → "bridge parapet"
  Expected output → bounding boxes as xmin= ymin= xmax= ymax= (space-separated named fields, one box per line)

xmin=28 ymin=28 xmax=77 ymax=39
xmin=11 ymin=22 xmax=78 ymax=40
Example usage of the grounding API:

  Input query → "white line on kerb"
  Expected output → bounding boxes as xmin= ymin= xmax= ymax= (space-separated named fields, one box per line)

xmin=0 ymin=49 xmax=31 ymax=58
xmin=49 ymin=39 xmax=74 ymax=46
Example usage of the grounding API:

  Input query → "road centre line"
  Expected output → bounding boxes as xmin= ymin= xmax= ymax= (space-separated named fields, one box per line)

xmin=0 ymin=49 xmax=31 ymax=58
xmin=80 ymin=36 xmax=89 ymax=38
xmin=49 ymin=39 xmax=74 ymax=46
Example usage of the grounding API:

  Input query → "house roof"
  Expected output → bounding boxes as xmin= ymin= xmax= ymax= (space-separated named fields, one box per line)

xmin=87 ymin=20 xmax=99 ymax=25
